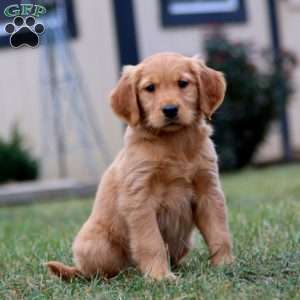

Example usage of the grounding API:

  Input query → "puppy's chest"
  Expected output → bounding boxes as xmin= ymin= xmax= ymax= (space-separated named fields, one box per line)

xmin=155 ymin=175 xmax=195 ymax=248
xmin=152 ymin=152 xmax=199 ymax=184
xmin=150 ymin=158 xmax=198 ymax=209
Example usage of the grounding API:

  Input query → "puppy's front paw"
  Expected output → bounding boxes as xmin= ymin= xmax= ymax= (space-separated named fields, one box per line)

xmin=211 ymin=253 xmax=235 ymax=267
xmin=165 ymin=272 xmax=177 ymax=281
xmin=210 ymin=242 xmax=235 ymax=267
xmin=146 ymin=268 xmax=177 ymax=281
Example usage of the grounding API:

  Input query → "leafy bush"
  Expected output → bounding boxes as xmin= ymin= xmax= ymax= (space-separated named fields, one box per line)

xmin=205 ymin=33 xmax=296 ymax=170
xmin=0 ymin=127 xmax=39 ymax=183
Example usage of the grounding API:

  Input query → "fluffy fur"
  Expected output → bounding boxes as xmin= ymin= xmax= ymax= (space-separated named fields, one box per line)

xmin=47 ymin=53 xmax=234 ymax=281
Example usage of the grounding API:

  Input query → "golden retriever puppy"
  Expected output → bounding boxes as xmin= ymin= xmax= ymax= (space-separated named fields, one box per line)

xmin=47 ymin=52 xmax=234 ymax=281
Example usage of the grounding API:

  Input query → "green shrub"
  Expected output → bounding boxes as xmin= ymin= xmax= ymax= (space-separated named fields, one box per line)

xmin=204 ymin=33 xmax=296 ymax=170
xmin=0 ymin=127 xmax=39 ymax=183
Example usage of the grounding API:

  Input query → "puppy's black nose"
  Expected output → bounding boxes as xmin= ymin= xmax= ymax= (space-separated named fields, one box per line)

xmin=162 ymin=105 xmax=178 ymax=119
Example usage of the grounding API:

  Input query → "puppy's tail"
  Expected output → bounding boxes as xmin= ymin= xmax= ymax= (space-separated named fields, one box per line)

xmin=46 ymin=261 xmax=82 ymax=280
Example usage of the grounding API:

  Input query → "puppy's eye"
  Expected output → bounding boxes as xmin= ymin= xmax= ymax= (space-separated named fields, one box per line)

xmin=178 ymin=80 xmax=189 ymax=89
xmin=145 ymin=84 xmax=155 ymax=93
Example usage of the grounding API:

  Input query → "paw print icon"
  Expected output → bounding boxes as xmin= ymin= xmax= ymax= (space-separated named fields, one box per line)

xmin=5 ymin=16 xmax=45 ymax=48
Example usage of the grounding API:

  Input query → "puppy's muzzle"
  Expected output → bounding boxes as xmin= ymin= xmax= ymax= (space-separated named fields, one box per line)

xmin=162 ymin=104 xmax=178 ymax=119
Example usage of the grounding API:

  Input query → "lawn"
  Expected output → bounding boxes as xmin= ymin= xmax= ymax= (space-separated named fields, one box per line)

xmin=0 ymin=165 xmax=300 ymax=300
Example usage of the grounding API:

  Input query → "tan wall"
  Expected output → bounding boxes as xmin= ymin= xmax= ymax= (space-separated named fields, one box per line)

xmin=134 ymin=0 xmax=269 ymax=57
xmin=0 ymin=0 xmax=123 ymax=181
xmin=133 ymin=0 xmax=300 ymax=162
xmin=253 ymin=1 xmax=300 ymax=162
xmin=280 ymin=1 xmax=300 ymax=151
xmin=0 ymin=0 xmax=299 ymax=181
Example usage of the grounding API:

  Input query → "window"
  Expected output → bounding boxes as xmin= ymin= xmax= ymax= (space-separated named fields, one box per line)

xmin=161 ymin=0 xmax=247 ymax=26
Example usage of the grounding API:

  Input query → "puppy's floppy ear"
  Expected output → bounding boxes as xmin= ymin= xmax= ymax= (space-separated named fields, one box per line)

xmin=190 ymin=57 xmax=226 ymax=119
xmin=110 ymin=65 xmax=140 ymax=126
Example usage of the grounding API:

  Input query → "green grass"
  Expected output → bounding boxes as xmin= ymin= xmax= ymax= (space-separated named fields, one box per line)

xmin=1 ymin=165 xmax=300 ymax=300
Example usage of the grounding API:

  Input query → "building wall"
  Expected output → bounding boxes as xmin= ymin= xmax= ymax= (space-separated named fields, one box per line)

xmin=280 ymin=1 xmax=300 ymax=152
xmin=254 ymin=0 xmax=300 ymax=162
xmin=133 ymin=0 xmax=300 ymax=162
xmin=134 ymin=0 xmax=270 ymax=57
xmin=0 ymin=0 xmax=299 ymax=181
xmin=0 ymin=0 xmax=123 ymax=181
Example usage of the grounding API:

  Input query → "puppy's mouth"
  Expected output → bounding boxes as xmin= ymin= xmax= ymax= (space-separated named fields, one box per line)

xmin=162 ymin=120 xmax=182 ymax=130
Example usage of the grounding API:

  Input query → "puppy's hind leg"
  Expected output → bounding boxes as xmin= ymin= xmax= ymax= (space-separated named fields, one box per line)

xmin=47 ymin=222 xmax=129 ymax=280
xmin=72 ymin=221 xmax=130 ymax=279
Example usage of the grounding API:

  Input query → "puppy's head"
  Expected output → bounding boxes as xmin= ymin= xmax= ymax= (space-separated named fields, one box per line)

xmin=111 ymin=53 xmax=226 ymax=132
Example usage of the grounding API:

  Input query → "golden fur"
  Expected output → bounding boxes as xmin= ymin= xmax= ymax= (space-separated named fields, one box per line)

xmin=47 ymin=53 xmax=234 ymax=281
